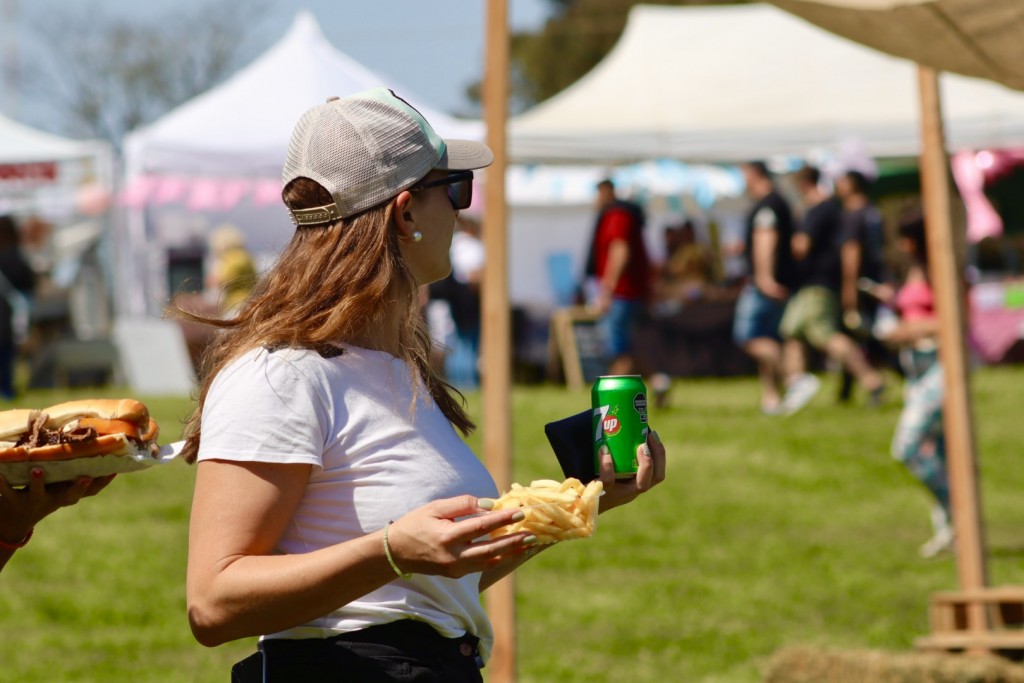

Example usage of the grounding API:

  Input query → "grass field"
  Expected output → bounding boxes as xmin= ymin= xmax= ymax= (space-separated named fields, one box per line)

xmin=1 ymin=366 xmax=1022 ymax=682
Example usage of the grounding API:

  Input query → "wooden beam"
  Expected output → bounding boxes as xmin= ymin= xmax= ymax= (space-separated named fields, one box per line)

xmin=916 ymin=65 xmax=989 ymax=638
xmin=482 ymin=1 xmax=515 ymax=680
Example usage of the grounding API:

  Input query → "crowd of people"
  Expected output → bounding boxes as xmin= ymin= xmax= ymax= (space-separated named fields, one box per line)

xmin=574 ymin=165 xmax=951 ymax=558
xmin=733 ymin=162 xmax=888 ymax=416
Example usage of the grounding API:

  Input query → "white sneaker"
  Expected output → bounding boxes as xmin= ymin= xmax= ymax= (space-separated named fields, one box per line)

xmin=919 ymin=526 xmax=955 ymax=559
xmin=782 ymin=374 xmax=821 ymax=416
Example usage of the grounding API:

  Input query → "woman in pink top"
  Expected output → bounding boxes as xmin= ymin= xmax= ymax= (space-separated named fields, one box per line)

xmin=867 ymin=214 xmax=950 ymax=559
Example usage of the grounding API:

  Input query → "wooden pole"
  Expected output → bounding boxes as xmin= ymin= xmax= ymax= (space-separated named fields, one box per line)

xmin=482 ymin=1 xmax=515 ymax=680
xmin=916 ymin=65 xmax=989 ymax=636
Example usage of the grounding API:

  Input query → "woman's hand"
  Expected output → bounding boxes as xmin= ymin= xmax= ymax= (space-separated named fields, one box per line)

xmin=0 ymin=469 xmax=116 ymax=545
xmin=881 ymin=318 xmax=940 ymax=346
xmin=387 ymin=496 xmax=537 ymax=579
xmin=597 ymin=430 xmax=666 ymax=513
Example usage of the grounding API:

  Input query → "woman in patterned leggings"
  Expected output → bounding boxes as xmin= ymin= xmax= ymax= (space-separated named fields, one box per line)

xmin=866 ymin=214 xmax=951 ymax=558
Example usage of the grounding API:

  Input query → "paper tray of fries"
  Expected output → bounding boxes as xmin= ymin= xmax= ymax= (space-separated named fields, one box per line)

xmin=489 ymin=477 xmax=603 ymax=544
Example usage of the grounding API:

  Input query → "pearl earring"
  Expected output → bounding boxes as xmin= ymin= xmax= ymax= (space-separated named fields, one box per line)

xmin=412 ymin=230 xmax=423 ymax=242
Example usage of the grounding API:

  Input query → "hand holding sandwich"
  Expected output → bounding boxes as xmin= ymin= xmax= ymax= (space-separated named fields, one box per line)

xmin=0 ymin=397 xmax=161 ymax=572
xmin=0 ymin=469 xmax=116 ymax=572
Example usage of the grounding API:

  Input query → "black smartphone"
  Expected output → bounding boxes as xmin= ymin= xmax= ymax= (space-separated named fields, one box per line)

xmin=543 ymin=409 xmax=598 ymax=482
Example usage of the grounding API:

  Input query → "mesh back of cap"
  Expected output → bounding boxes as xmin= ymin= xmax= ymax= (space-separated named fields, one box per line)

xmin=283 ymin=96 xmax=441 ymax=219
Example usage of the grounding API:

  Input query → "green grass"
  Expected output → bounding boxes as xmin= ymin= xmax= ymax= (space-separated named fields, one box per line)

xmin=1 ymin=369 xmax=1022 ymax=682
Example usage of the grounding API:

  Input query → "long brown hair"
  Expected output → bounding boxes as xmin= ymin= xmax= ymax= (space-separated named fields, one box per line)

xmin=177 ymin=177 xmax=474 ymax=463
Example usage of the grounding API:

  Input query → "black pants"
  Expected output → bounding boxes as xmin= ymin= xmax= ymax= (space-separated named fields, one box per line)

xmin=231 ymin=620 xmax=484 ymax=683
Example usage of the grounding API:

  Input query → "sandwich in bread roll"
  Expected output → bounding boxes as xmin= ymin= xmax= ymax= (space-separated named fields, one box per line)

xmin=0 ymin=399 xmax=160 ymax=462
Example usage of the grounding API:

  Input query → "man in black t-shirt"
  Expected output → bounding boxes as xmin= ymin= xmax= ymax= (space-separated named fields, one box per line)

xmin=835 ymin=170 xmax=888 ymax=405
xmin=732 ymin=161 xmax=795 ymax=415
xmin=778 ymin=167 xmax=883 ymax=415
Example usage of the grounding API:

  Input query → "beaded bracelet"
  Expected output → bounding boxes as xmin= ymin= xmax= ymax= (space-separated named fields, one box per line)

xmin=0 ymin=528 xmax=33 ymax=552
xmin=382 ymin=521 xmax=412 ymax=580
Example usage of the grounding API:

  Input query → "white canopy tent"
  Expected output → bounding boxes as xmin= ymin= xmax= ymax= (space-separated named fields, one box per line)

xmin=0 ymin=113 xmax=106 ymax=165
xmin=117 ymin=11 xmax=484 ymax=316
xmin=508 ymin=3 xmax=1024 ymax=164
xmin=122 ymin=11 xmax=482 ymax=179
xmin=0 ymin=112 xmax=111 ymax=217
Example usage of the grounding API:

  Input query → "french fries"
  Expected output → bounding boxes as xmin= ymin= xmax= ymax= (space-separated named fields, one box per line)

xmin=488 ymin=477 xmax=603 ymax=544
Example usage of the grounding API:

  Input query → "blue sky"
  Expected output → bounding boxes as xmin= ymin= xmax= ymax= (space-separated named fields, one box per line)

xmin=6 ymin=0 xmax=552 ymax=131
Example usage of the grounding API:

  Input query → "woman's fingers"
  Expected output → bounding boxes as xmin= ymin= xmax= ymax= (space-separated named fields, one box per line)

xmin=26 ymin=467 xmax=46 ymax=502
xmin=597 ymin=444 xmax=616 ymax=487
xmin=427 ymin=494 xmax=492 ymax=521
xmin=648 ymin=430 xmax=667 ymax=486
xmin=452 ymin=507 xmax=527 ymax=542
xmin=57 ymin=477 xmax=95 ymax=507
xmin=460 ymin=530 xmax=537 ymax=565
xmin=634 ymin=440 xmax=654 ymax=491
xmin=83 ymin=474 xmax=117 ymax=498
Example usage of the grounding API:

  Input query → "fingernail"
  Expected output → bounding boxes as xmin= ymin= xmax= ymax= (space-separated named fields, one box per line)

xmin=651 ymin=430 xmax=662 ymax=444
xmin=641 ymin=443 xmax=652 ymax=458
xmin=31 ymin=467 xmax=43 ymax=479
xmin=511 ymin=511 xmax=526 ymax=522
xmin=522 ymin=535 xmax=537 ymax=545
xmin=477 ymin=498 xmax=495 ymax=511
xmin=599 ymin=444 xmax=611 ymax=457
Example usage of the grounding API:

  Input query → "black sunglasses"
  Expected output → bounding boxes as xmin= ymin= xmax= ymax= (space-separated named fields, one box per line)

xmin=410 ymin=170 xmax=474 ymax=211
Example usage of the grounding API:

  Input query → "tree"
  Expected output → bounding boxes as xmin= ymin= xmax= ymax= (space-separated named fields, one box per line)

xmin=23 ymin=0 xmax=268 ymax=148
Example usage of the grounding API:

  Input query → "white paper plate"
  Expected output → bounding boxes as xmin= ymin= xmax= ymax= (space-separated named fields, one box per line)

xmin=0 ymin=441 xmax=184 ymax=486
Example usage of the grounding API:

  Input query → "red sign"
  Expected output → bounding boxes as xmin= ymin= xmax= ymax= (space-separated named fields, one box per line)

xmin=0 ymin=162 xmax=58 ymax=183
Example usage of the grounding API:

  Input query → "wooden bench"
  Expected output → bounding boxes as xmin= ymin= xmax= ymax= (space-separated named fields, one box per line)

xmin=915 ymin=586 xmax=1024 ymax=655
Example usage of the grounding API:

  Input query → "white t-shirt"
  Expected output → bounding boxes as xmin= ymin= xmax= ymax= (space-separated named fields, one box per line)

xmin=197 ymin=344 xmax=498 ymax=658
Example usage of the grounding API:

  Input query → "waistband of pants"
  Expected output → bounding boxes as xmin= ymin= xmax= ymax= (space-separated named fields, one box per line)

xmin=260 ymin=620 xmax=483 ymax=668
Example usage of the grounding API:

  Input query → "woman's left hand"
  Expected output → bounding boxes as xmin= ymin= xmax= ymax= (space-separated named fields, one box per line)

xmin=597 ymin=430 xmax=666 ymax=513
xmin=0 ymin=469 xmax=116 ymax=545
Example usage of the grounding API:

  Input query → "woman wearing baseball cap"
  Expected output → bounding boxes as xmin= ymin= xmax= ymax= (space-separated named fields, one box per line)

xmin=179 ymin=88 xmax=666 ymax=681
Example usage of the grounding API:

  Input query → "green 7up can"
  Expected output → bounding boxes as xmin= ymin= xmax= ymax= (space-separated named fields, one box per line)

xmin=592 ymin=375 xmax=648 ymax=479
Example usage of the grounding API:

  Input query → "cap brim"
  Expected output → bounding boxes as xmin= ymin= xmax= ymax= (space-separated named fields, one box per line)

xmin=437 ymin=139 xmax=494 ymax=171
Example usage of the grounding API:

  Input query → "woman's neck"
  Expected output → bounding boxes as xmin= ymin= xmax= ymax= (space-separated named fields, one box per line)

xmin=346 ymin=300 xmax=404 ymax=357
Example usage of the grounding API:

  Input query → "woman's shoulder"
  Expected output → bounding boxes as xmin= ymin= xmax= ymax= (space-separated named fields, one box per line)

xmin=221 ymin=344 xmax=402 ymax=387
xmin=216 ymin=346 xmax=342 ymax=391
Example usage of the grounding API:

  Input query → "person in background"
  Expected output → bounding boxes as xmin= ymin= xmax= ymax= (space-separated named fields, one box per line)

xmin=205 ymin=223 xmax=258 ymax=317
xmin=0 ymin=470 xmax=116 ymax=572
xmin=0 ymin=216 xmax=36 ymax=400
xmin=583 ymin=179 xmax=654 ymax=378
xmin=835 ymin=170 xmax=888 ymax=406
xmin=732 ymin=161 xmax=796 ymax=415
xmin=865 ymin=214 xmax=951 ymax=558
xmin=779 ymin=167 xmax=885 ymax=415
xmin=654 ymin=219 xmax=715 ymax=306
xmin=432 ymin=214 xmax=484 ymax=388
xmin=179 ymin=88 xmax=665 ymax=681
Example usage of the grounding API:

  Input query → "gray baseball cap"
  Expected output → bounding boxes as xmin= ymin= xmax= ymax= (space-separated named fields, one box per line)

xmin=282 ymin=88 xmax=493 ymax=225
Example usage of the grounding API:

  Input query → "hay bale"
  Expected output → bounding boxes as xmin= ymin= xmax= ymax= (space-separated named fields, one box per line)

xmin=763 ymin=645 xmax=1024 ymax=683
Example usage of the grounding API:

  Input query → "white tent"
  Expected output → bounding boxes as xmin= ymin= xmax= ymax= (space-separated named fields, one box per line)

xmin=0 ymin=113 xmax=105 ymax=165
xmin=118 ymin=11 xmax=484 ymax=316
xmin=0 ymin=113 xmax=111 ymax=216
xmin=123 ymin=11 xmax=482 ymax=179
xmin=508 ymin=3 xmax=1024 ymax=164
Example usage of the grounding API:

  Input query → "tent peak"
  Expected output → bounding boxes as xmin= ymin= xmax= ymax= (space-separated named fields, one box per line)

xmin=284 ymin=10 xmax=327 ymax=43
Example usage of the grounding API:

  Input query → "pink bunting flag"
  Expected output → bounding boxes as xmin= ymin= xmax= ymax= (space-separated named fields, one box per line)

xmin=118 ymin=175 xmax=159 ymax=208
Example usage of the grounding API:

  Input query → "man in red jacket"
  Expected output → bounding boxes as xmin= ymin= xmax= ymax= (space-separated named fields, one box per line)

xmin=585 ymin=179 xmax=653 ymax=377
